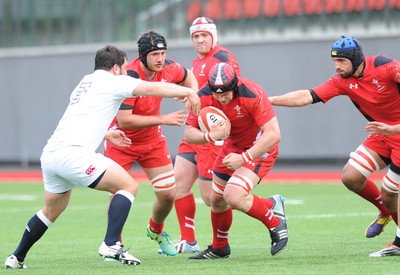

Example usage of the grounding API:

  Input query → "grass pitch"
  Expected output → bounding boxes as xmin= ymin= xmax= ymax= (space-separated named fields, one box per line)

xmin=0 ymin=181 xmax=399 ymax=274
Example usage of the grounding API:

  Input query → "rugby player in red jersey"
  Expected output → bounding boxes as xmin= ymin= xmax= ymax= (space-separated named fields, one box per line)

xmin=173 ymin=17 xmax=244 ymax=253
xmin=184 ymin=63 xmax=288 ymax=259
xmin=105 ymin=31 xmax=198 ymax=256
xmin=269 ymin=36 xmax=400 ymax=256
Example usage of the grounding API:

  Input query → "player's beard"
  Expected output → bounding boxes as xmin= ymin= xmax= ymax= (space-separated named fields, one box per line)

xmin=337 ymin=69 xmax=353 ymax=79
xmin=340 ymin=71 xmax=353 ymax=79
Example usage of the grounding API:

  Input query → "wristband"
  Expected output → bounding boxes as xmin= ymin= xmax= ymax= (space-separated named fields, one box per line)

xmin=241 ymin=150 xmax=253 ymax=163
xmin=202 ymin=132 xmax=215 ymax=143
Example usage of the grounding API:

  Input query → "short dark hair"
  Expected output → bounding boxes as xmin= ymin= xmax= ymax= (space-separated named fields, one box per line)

xmin=94 ymin=45 xmax=127 ymax=71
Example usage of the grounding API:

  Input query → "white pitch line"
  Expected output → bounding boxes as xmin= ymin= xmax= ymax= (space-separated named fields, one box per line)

xmin=293 ymin=212 xmax=377 ymax=220
xmin=0 ymin=194 xmax=37 ymax=201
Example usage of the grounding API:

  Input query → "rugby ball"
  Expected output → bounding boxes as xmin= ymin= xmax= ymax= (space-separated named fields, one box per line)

xmin=198 ymin=106 xmax=228 ymax=133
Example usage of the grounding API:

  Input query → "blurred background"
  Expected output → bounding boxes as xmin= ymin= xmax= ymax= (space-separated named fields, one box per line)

xmin=1 ymin=0 xmax=399 ymax=169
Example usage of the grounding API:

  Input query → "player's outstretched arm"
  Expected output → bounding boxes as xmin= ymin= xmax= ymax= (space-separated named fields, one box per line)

xmin=133 ymin=81 xmax=200 ymax=114
xmin=117 ymin=110 xmax=187 ymax=129
xmin=269 ymin=89 xmax=313 ymax=107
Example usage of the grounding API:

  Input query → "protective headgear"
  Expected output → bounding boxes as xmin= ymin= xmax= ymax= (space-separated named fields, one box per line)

xmin=137 ymin=31 xmax=167 ymax=70
xmin=208 ymin=63 xmax=238 ymax=93
xmin=331 ymin=36 xmax=364 ymax=74
xmin=190 ymin=17 xmax=218 ymax=47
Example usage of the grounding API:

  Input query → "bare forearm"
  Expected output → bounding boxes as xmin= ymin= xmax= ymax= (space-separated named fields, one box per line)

xmin=184 ymin=126 xmax=209 ymax=144
xmin=269 ymin=89 xmax=313 ymax=107
xmin=118 ymin=115 xmax=163 ymax=129
xmin=134 ymin=81 xmax=194 ymax=98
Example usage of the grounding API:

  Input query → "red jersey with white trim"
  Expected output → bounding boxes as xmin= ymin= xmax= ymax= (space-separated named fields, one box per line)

xmin=313 ymin=55 xmax=400 ymax=124
xmin=192 ymin=44 xmax=241 ymax=88
xmin=109 ymin=58 xmax=188 ymax=143
xmin=186 ymin=77 xmax=276 ymax=148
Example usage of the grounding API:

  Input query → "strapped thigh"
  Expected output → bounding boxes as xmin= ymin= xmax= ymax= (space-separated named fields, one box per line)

xmin=226 ymin=174 xmax=254 ymax=194
xmin=150 ymin=170 xmax=175 ymax=192
xmin=382 ymin=168 xmax=400 ymax=194
xmin=348 ymin=145 xmax=380 ymax=178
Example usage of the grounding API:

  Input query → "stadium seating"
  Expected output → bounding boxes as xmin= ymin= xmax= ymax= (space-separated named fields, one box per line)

xmin=367 ymin=0 xmax=385 ymax=11
xmin=345 ymin=0 xmax=364 ymax=13
xmin=186 ymin=1 xmax=202 ymax=23
xmin=243 ymin=0 xmax=261 ymax=19
xmin=304 ymin=0 xmax=323 ymax=15
xmin=282 ymin=0 xmax=302 ymax=16
xmin=204 ymin=0 xmax=223 ymax=20
xmin=325 ymin=0 xmax=344 ymax=14
xmin=262 ymin=0 xmax=280 ymax=17
xmin=188 ymin=0 xmax=400 ymax=21
xmin=224 ymin=0 xmax=241 ymax=19
xmin=389 ymin=0 xmax=400 ymax=9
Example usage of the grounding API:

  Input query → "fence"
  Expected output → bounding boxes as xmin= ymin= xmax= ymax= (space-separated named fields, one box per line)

xmin=0 ymin=0 xmax=399 ymax=48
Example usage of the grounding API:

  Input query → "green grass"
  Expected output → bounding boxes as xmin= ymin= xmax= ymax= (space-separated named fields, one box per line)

xmin=1 ymin=181 xmax=399 ymax=274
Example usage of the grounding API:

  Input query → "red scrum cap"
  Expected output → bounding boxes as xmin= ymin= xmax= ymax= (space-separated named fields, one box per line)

xmin=190 ymin=17 xmax=218 ymax=47
xmin=208 ymin=63 xmax=238 ymax=93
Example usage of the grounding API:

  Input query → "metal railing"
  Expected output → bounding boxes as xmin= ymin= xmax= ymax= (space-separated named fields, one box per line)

xmin=0 ymin=0 xmax=399 ymax=48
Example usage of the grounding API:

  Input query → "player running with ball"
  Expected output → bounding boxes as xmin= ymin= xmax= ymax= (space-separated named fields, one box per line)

xmin=184 ymin=63 xmax=288 ymax=259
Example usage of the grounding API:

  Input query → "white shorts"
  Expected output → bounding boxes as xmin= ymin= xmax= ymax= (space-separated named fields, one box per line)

xmin=40 ymin=146 xmax=113 ymax=194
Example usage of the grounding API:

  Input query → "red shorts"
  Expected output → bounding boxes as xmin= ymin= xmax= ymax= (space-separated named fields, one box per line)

xmin=363 ymin=133 xmax=400 ymax=167
xmin=213 ymin=143 xmax=279 ymax=179
xmin=177 ymin=139 xmax=223 ymax=180
xmin=105 ymin=137 xmax=172 ymax=170
xmin=196 ymin=141 xmax=223 ymax=180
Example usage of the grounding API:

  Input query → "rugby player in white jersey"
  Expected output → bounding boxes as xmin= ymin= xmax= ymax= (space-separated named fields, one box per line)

xmin=4 ymin=45 xmax=200 ymax=269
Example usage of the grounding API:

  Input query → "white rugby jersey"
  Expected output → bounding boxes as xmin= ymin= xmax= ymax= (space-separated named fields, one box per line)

xmin=44 ymin=70 xmax=142 ymax=152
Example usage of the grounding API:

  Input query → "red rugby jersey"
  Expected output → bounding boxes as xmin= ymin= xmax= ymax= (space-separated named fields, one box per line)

xmin=109 ymin=58 xmax=188 ymax=143
xmin=313 ymin=55 xmax=400 ymax=124
xmin=192 ymin=44 xmax=241 ymax=88
xmin=186 ymin=77 xmax=275 ymax=149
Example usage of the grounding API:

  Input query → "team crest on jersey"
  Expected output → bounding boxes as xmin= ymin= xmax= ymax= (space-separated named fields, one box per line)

xmin=234 ymin=105 xmax=243 ymax=117
xmin=199 ymin=64 xmax=206 ymax=76
xmin=372 ymin=79 xmax=385 ymax=92
xmin=85 ymin=165 xmax=96 ymax=175
xmin=349 ymin=83 xmax=358 ymax=89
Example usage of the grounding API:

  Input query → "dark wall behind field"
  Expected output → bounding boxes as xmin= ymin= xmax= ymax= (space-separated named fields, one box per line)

xmin=1 ymin=35 xmax=399 ymax=167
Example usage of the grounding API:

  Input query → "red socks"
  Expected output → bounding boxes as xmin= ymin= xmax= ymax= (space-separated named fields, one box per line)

xmin=174 ymin=194 xmax=197 ymax=242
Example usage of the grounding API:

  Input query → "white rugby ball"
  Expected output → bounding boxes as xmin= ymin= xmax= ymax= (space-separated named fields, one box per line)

xmin=198 ymin=106 xmax=228 ymax=133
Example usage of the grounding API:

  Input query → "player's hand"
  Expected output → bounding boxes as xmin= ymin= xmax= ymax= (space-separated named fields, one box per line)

xmin=210 ymin=119 xmax=231 ymax=141
xmin=222 ymin=152 xmax=244 ymax=170
xmin=186 ymin=91 xmax=201 ymax=115
xmin=105 ymin=130 xmax=132 ymax=148
xmin=365 ymin=121 xmax=399 ymax=136
xmin=160 ymin=110 xmax=187 ymax=126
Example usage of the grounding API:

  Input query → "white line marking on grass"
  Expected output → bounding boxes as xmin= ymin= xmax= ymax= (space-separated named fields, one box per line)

xmin=0 ymin=194 xmax=37 ymax=201
xmin=195 ymin=198 xmax=204 ymax=203
xmin=291 ymin=212 xmax=376 ymax=219
xmin=285 ymin=199 xmax=303 ymax=205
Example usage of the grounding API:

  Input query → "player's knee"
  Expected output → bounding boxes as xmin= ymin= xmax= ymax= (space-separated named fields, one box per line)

xmin=341 ymin=163 xmax=368 ymax=192
xmin=157 ymin=189 xmax=176 ymax=204
xmin=211 ymin=193 xmax=228 ymax=209
xmin=175 ymin=179 xmax=194 ymax=197
xmin=201 ymin=196 xmax=211 ymax=207
xmin=223 ymin=175 xmax=253 ymax=209
xmin=223 ymin=191 xmax=241 ymax=210
xmin=119 ymin=177 xmax=139 ymax=195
